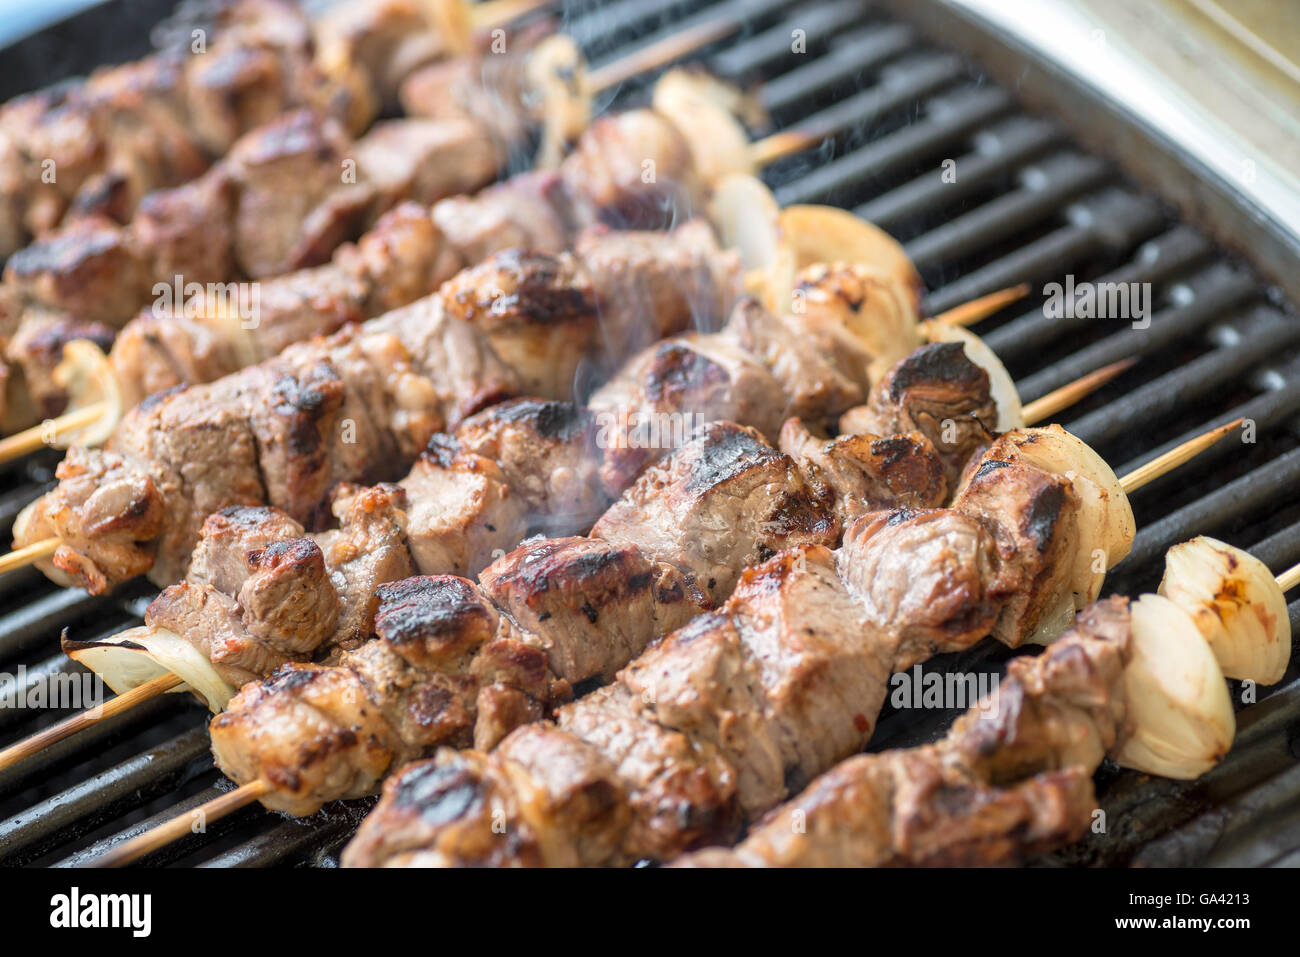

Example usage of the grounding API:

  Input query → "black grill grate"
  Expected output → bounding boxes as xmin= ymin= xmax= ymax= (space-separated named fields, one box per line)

xmin=1 ymin=0 xmax=1299 ymax=867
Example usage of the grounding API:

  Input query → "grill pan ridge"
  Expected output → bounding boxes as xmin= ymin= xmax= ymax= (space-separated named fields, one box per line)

xmin=0 ymin=0 xmax=1298 ymax=868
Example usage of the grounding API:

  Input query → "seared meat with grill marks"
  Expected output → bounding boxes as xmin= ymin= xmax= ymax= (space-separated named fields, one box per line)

xmin=14 ymin=288 xmax=517 ymax=591
xmin=840 ymin=340 xmax=998 ymax=488
xmin=676 ymin=599 xmax=1131 ymax=867
xmin=342 ymin=427 xmax=1095 ymax=866
xmin=589 ymin=336 xmax=785 ymax=494
xmin=0 ymin=0 xmax=378 ymax=260
xmin=3 ymin=216 xmax=148 ymax=325
xmin=560 ymin=110 xmax=701 ymax=231
xmin=210 ymin=401 xmax=970 ymax=820
xmin=439 ymin=250 xmax=598 ymax=398
xmin=779 ymin=420 xmax=947 ymax=528
xmin=16 ymin=219 xmax=742 ymax=593
xmin=592 ymin=421 xmax=839 ymax=605
xmin=146 ymin=506 xmax=338 ymax=686
xmin=110 ymin=201 xmax=449 ymax=406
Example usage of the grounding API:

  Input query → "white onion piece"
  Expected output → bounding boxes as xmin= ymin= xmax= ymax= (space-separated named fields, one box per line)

xmin=921 ymin=320 xmax=1024 ymax=432
xmin=999 ymin=425 xmax=1135 ymax=609
xmin=1113 ymin=594 xmax=1235 ymax=780
xmin=777 ymin=205 xmax=922 ymax=310
xmin=525 ymin=34 xmax=593 ymax=170
xmin=64 ymin=625 xmax=236 ymax=713
xmin=1024 ymin=588 xmax=1078 ymax=647
xmin=651 ymin=69 xmax=755 ymax=186
xmin=52 ymin=340 xmax=122 ymax=449
xmin=1159 ymin=536 xmax=1291 ymax=685
xmin=708 ymin=173 xmax=795 ymax=310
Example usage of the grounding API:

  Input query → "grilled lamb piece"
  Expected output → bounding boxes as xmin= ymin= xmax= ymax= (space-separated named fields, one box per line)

xmin=315 ymin=482 xmax=415 ymax=653
xmin=225 ymin=109 xmax=374 ymax=279
xmin=109 ymin=200 xmax=450 ymax=405
xmin=350 ymin=117 xmax=502 ymax=217
xmin=15 ymin=291 xmax=518 ymax=591
xmin=211 ymin=405 xmax=968 ymax=820
xmin=146 ymin=506 xmax=339 ymax=686
xmin=131 ymin=170 xmax=238 ymax=290
xmin=431 ymin=172 xmax=572 ymax=267
xmin=2 ymin=216 xmax=148 ymax=325
xmin=676 ymin=599 xmax=1131 ymax=867
xmin=433 ymin=398 xmax=607 ymax=538
xmin=438 ymin=250 xmax=598 ymax=398
xmin=315 ymin=0 xmax=447 ymax=113
xmin=559 ymin=110 xmax=701 ymax=231
xmin=778 ymin=420 xmax=947 ymax=528
xmin=592 ymin=421 xmax=838 ymax=605
xmin=588 ymin=335 xmax=785 ymax=494
xmin=342 ymin=435 xmax=1090 ymax=866
xmin=3 ymin=308 xmax=116 ymax=418
xmin=576 ymin=220 xmax=741 ymax=366
xmin=839 ymin=340 xmax=998 ymax=488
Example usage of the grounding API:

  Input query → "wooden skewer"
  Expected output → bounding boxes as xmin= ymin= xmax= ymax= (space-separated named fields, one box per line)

xmin=750 ymin=128 xmax=828 ymax=167
xmin=91 ymin=418 xmax=1239 ymax=866
xmin=92 ymin=779 xmax=270 ymax=868
xmin=1022 ymin=358 xmax=1136 ymax=425
xmin=1120 ymin=418 xmax=1244 ymax=494
xmin=0 ymin=673 xmax=182 ymax=773
xmin=587 ymin=16 xmax=739 ymax=93
xmin=935 ymin=284 xmax=1032 ymax=328
xmin=0 ymin=401 xmax=107 ymax=461
xmin=1275 ymin=561 xmax=1300 ymax=594
xmin=0 ymin=537 xmax=57 ymax=575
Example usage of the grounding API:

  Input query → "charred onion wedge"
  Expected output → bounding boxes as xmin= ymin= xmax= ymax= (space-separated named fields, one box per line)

xmin=64 ymin=626 xmax=237 ymax=713
xmin=1160 ymin=536 xmax=1291 ymax=685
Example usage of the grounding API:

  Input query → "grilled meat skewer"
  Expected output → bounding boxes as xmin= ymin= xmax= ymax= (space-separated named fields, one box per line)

xmin=13 ymin=221 xmax=742 ymax=593
xmin=188 ymin=343 xmax=1110 ymax=822
xmin=0 ymin=0 xmax=359 ymax=263
xmin=104 ymin=106 xmax=712 ymax=414
xmin=0 ymin=23 xmax=552 ymax=425
xmin=673 ymin=537 xmax=1293 ymax=867
xmin=334 ymin=417 xmax=1152 ymax=864
xmin=67 ymin=265 xmax=931 ymax=709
